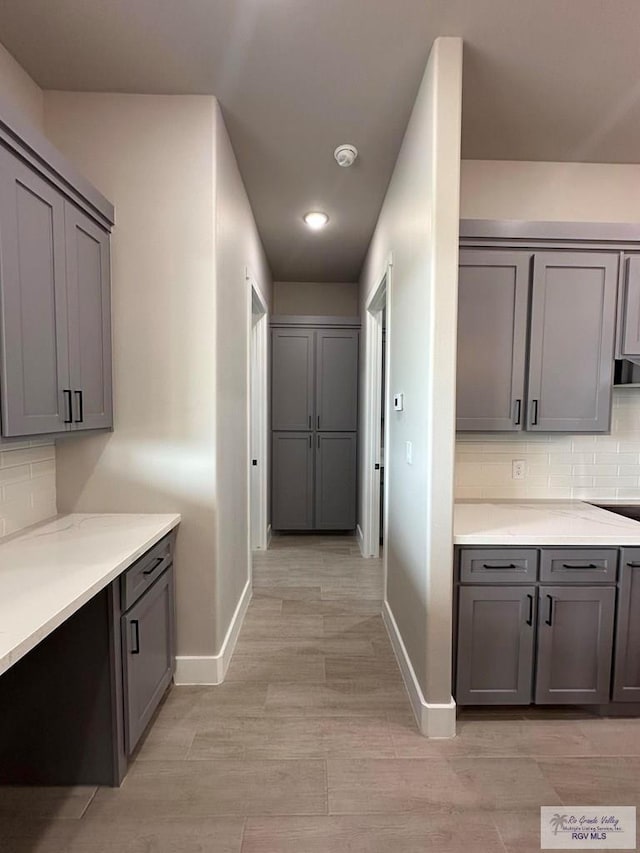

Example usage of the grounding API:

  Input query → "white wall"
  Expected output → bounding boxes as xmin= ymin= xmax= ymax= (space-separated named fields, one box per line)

xmin=214 ymin=101 xmax=272 ymax=652
xmin=273 ymin=281 xmax=358 ymax=316
xmin=359 ymin=37 xmax=462 ymax=736
xmin=44 ymin=93 xmax=219 ymax=660
xmin=0 ymin=44 xmax=57 ymax=537
xmin=458 ymin=159 xmax=640 ymax=500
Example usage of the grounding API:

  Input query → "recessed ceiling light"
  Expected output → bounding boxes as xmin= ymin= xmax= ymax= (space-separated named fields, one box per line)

xmin=304 ymin=211 xmax=329 ymax=230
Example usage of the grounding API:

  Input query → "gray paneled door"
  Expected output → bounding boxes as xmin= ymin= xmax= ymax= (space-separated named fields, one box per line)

xmin=272 ymin=329 xmax=315 ymax=431
xmin=315 ymin=329 xmax=359 ymax=431
xmin=65 ymin=202 xmax=113 ymax=430
xmin=527 ymin=251 xmax=618 ymax=432
xmin=613 ymin=549 xmax=640 ymax=701
xmin=456 ymin=250 xmax=530 ymax=431
xmin=0 ymin=146 xmax=71 ymax=436
xmin=272 ymin=432 xmax=314 ymax=529
xmin=621 ymin=254 xmax=640 ymax=357
xmin=535 ymin=585 xmax=615 ymax=704
xmin=456 ymin=585 xmax=536 ymax=705
xmin=315 ymin=433 xmax=357 ymax=530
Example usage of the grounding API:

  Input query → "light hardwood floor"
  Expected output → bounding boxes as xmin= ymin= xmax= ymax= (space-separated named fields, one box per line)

xmin=2 ymin=533 xmax=640 ymax=851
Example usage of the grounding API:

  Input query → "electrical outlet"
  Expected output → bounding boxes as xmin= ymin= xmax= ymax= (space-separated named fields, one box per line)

xmin=512 ymin=459 xmax=526 ymax=480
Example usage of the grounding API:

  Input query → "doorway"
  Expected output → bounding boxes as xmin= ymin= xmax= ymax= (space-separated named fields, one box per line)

xmin=361 ymin=261 xmax=391 ymax=559
xmin=248 ymin=272 xmax=269 ymax=553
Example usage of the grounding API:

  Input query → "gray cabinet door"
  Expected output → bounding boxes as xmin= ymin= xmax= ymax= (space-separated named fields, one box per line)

xmin=456 ymin=585 xmax=536 ymax=705
xmin=535 ymin=585 xmax=615 ymax=704
xmin=271 ymin=432 xmax=314 ymax=529
xmin=527 ymin=252 xmax=618 ymax=432
xmin=0 ymin=146 xmax=71 ymax=436
xmin=315 ymin=329 xmax=359 ymax=431
xmin=272 ymin=329 xmax=315 ymax=431
xmin=621 ymin=254 xmax=640 ymax=357
xmin=122 ymin=566 xmax=175 ymax=754
xmin=315 ymin=432 xmax=357 ymax=530
xmin=65 ymin=203 xmax=113 ymax=430
xmin=456 ymin=250 xmax=530 ymax=431
xmin=613 ymin=549 xmax=640 ymax=701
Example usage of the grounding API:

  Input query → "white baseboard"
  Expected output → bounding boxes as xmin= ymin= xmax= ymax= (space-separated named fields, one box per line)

xmin=382 ymin=599 xmax=456 ymax=738
xmin=174 ymin=578 xmax=252 ymax=685
xmin=356 ymin=523 xmax=366 ymax=557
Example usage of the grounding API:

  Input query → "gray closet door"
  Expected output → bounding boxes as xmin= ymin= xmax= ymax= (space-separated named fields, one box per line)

xmin=0 ymin=146 xmax=70 ymax=436
xmin=527 ymin=252 xmax=618 ymax=432
xmin=122 ymin=566 xmax=175 ymax=754
xmin=315 ymin=329 xmax=359 ymax=431
xmin=535 ymin=585 xmax=615 ymax=704
xmin=272 ymin=329 xmax=315 ymax=430
xmin=65 ymin=202 xmax=113 ymax=430
xmin=456 ymin=250 xmax=530 ymax=431
xmin=272 ymin=432 xmax=314 ymax=529
xmin=621 ymin=255 xmax=640 ymax=357
xmin=456 ymin=585 xmax=536 ymax=705
xmin=315 ymin=432 xmax=357 ymax=530
xmin=613 ymin=549 xmax=640 ymax=701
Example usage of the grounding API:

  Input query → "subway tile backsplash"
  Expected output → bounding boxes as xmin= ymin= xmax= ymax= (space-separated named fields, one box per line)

xmin=455 ymin=390 xmax=640 ymax=501
xmin=0 ymin=441 xmax=56 ymax=536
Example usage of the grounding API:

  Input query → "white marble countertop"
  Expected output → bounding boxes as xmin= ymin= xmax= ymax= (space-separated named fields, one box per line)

xmin=454 ymin=501 xmax=640 ymax=546
xmin=0 ymin=513 xmax=181 ymax=677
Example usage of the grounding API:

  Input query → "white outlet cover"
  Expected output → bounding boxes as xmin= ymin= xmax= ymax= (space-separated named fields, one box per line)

xmin=512 ymin=459 xmax=526 ymax=480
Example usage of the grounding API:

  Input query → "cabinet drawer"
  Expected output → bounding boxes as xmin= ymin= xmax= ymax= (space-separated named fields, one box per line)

xmin=459 ymin=549 xmax=538 ymax=583
xmin=540 ymin=549 xmax=618 ymax=584
xmin=121 ymin=533 xmax=174 ymax=610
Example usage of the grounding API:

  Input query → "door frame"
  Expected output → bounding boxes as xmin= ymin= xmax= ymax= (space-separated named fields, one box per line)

xmin=362 ymin=255 xmax=392 ymax=561
xmin=247 ymin=269 xmax=269 ymax=555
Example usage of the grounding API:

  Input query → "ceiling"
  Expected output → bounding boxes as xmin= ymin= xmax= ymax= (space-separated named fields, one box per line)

xmin=1 ymin=0 xmax=639 ymax=282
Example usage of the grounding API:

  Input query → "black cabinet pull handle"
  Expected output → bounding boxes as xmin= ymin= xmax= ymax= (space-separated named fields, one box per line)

xmin=561 ymin=563 xmax=598 ymax=569
xmin=317 ymin=415 xmax=320 ymax=429
xmin=317 ymin=434 xmax=320 ymax=450
xmin=142 ymin=556 xmax=164 ymax=576
xmin=130 ymin=620 xmax=140 ymax=654
xmin=627 ymin=562 xmax=640 ymax=568
xmin=308 ymin=415 xmax=311 ymax=428
xmin=308 ymin=435 xmax=311 ymax=449
xmin=483 ymin=563 xmax=518 ymax=570
xmin=63 ymin=389 xmax=72 ymax=424
xmin=74 ymin=390 xmax=84 ymax=424
xmin=531 ymin=399 xmax=539 ymax=425
xmin=513 ymin=399 xmax=522 ymax=426
xmin=526 ymin=593 xmax=534 ymax=626
xmin=545 ymin=594 xmax=554 ymax=626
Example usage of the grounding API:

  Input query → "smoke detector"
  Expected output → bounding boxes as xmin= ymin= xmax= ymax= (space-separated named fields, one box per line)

xmin=334 ymin=144 xmax=358 ymax=168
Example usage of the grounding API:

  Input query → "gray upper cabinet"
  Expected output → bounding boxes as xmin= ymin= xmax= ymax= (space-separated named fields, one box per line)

xmin=315 ymin=330 xmax=359 ymax=431
xmin=0 ymin=146 xmax=71 ymax=436
xmin=527 ymin=252 xmax=618 ymax=432
xmin=535 ymin=585 xmax=615 ymax=704
xmin=456 ymin=250 xmax=530 ymax=431
xmin=315 ymin=433 xmax=357 ymax=530
xmin=271 ymin=432 xmax=314 ymax=530
xmin=613 ymin=549 xmax=640 ymax=701
xmin=65 ymin=203 xmax=112 ymax=430
xmin=620 ymin=254 xmax=640 ymax=357
xmin=456 ymin=585 xmax=536 ymax=705
xmin=272 ymin=329 xmax=314 ymax=431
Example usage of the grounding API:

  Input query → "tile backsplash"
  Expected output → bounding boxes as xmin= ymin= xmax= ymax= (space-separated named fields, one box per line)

xmin=0 ymin=441 xmax=56 ymax=536
xmin=456 ymin=390 xmax=640 ymax=501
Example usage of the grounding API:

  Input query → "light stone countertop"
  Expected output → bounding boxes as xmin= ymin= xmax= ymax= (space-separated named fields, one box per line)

xmin=0 ymin=513 xmax=181 ymax=677
xmin=454 ymin=500 xmax=640 ymax=546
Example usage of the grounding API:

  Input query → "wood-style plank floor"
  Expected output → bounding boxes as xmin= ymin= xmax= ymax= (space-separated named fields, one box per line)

xmin=3 ymin=533 xmax=640 ymax=851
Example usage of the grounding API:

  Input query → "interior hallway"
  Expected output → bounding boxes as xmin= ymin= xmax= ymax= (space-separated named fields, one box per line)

xmin=3 ymin=534 xmax=640 ymax=852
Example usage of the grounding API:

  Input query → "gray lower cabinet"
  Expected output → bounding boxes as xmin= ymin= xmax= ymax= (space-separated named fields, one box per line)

xmin=315 ymin=433 xmax=357 ymax=530
xmin=456 ymin=585 xmax=536 ymax=705
xmin=121 ymin=565 xmax=175 ymax=753
xmin=272 ymin=432 xmax=314 ymax=529
xmin=535 ymin=586 xmax=615 ymax=704
xmin=613 ymin=549 xmax=640 ymax=701
xmin=527 ymin=252 xmax=618 ymax=432
xmin=456 ymin=250 xmax=530 ymax=431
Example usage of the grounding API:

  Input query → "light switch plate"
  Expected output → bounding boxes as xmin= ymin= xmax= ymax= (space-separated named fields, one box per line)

xmin=393 ymin=393 xmax=404 ymax=411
